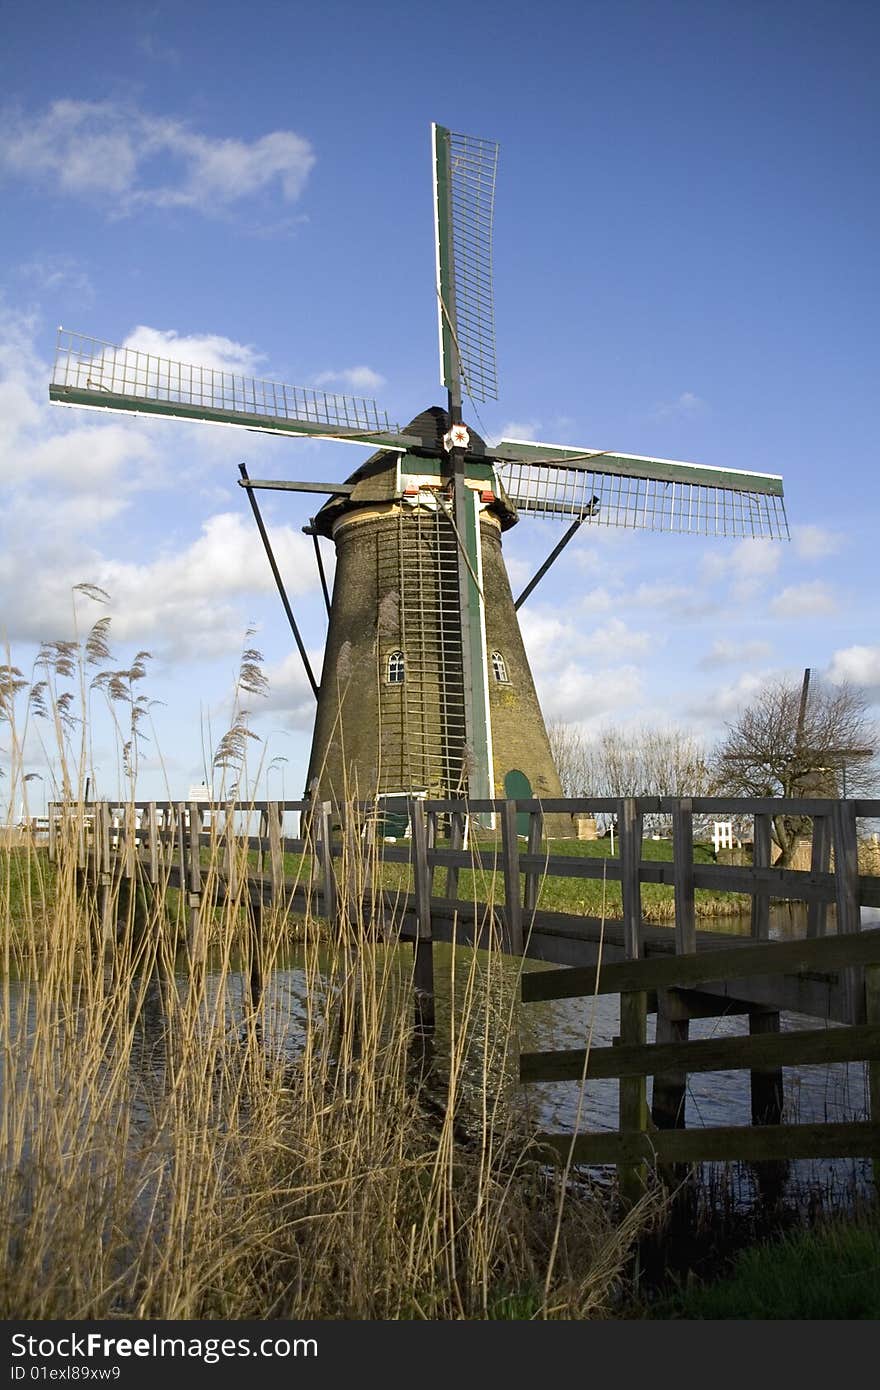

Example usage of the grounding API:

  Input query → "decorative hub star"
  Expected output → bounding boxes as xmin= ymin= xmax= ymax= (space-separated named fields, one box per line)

xmin=443 ymin=424 xmax=470 ymax=452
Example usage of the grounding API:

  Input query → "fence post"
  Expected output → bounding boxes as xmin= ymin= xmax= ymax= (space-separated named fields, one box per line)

xmin=523 ymin=804 xmax=544 ymax=916
xmin=751 ymin=813 xmax=772 ymax=939
xmin=224 ymin=801 xmax=237 ymax=903
xmin=445 ymin=809 xmax=466 ymax=902
xmin=318 ymin=801 xmax=337 ymax=925
xmin=866 ymin=962 xmax=880 ymax=1191
xmin=620 ymin=797 xmax=643 ymax=960
xmin=188 ymin=801 xmax=203 ymax=962
xmin=832 ymin=799 xmax=862 ymax=1023
xmin=268 ymin=800 xmax=284 ymax=908
xmin=147 ymin=801 xmax=159 ymax=888
xmin=672 ymin=798 xmax=696 ymax=955
xmin=96 ymin=803 xmax=115 ymax=949
xmin=618 ymin=796 xmax=647 ymax=1206
xmin=807 ymin=812 xmax=832 ymax=939
xmin=500 ymin=799 xmax=524 ymax=956
xmin=410 ymin=799 xmax=435 ymax=1028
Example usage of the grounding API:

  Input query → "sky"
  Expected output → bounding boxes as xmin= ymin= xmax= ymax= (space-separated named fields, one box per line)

xmin=1 ymin=0 xmax=878 ymax=814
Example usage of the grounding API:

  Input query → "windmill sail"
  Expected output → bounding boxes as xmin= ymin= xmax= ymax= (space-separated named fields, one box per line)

xmin=494 ymin=439 xmax=789 ymax=540
xmin=49 ymin=329 xmax=414 ymax=450
xmin=433 ymin=126 xmax=499 ymax=406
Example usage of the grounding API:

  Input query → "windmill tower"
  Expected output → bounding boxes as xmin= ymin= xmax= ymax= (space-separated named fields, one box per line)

xmin=49 ymin=125 xmax=790 ymax=826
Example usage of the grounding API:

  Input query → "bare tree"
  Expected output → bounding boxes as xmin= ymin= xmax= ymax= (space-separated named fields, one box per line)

xmin=711 ymin=677 xmax=878 ymax=866
xmin=549 ymin=721 xmax=711 ymax=799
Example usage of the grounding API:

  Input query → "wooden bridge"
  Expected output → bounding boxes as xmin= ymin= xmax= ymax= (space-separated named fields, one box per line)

xmin=51 ymin=793 xmax=880 ymax=1188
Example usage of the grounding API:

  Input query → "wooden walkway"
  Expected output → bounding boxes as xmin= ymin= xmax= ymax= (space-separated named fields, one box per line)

xmin=51 ymin=793 xmax=880 ymax=1184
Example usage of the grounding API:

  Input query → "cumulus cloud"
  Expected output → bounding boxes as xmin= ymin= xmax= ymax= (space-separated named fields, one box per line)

xmin=686 ymin=668 xmax=776 ymax=723
xmin=18 ymin=254 xmax=94 ymax=300
xmin=827 ymin=645 xmax=880 ymax=696
xmin=0 ymin=101 xmax=316 ymax=218
xmin=492 ymin=420 xmax=541 ymax=444
xmin=791 ymin=523 xmax=842 ymax=560
xmin=538 ymin=663 xmax=645 ymax=723
xmin=769 ymin=581 xmax=837 ymax=617
xmin=121 ymin=325 xmax=268 ymax=375
xmin=262 ymin=650 xmax=322 ymax=729
xmin=93 ymin=512 xmax=316 ymax=655
xmin=701 ymin=537 xmax=782 ymax=600
xmin=313 ymin=366 xmax=386 ymax=393
xmin=699 ymin=639 xmax=773 ymax=669
xmin=653 ymin=391 xmax=708 ymax=419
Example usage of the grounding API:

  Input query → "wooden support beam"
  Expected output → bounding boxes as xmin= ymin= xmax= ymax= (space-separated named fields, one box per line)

xmin=534 ymin=1121 xmax=880 ymax=1167
xmin=521 ymin=1021 xmax=880 ymax=1083
xmin=749 ymin=1010 xmax=784 ymax=1128
xmin=651 ymin=989 xmax=689 ymax=1132
xmin=617 ymin=989 xmax=648 ymax=1207
xmin=522 ymin=927 xmax=880 ymax=1003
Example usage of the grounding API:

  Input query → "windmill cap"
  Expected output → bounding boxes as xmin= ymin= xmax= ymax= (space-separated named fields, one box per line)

xmin=310 ymin=405 xmax=516 ymax=538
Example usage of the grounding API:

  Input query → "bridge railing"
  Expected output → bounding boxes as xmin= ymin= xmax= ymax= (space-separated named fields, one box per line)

xmin=47 ymin=793 xmax=880 ymax=975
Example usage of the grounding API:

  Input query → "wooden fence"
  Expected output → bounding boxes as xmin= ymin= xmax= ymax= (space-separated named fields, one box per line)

xmin=520 ymin=930 xmax=880 ymax=1187
xmin=49 ymin=793 xmax=880 ymax=1178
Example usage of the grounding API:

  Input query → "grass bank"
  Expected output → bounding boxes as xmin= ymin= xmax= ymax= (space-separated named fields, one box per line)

xmin=641 ymin=1210 xmax=880 ymax=1318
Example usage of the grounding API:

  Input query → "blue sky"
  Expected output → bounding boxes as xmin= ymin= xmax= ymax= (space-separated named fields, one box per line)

xmin=1 ymin=0 xmax=878 ymax=812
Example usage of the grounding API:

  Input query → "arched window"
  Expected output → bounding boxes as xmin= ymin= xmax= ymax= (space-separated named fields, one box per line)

xmin=387 ymin=649 xmax=405 ymax=684
xmin=491 ymin=651 xmax=509 ymax=683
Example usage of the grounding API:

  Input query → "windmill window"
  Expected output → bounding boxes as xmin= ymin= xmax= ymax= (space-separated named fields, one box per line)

xmin=491 ymin=651 xmax=510 ymax=683
xmin=387 ymin=650 xmax=405 ymax=684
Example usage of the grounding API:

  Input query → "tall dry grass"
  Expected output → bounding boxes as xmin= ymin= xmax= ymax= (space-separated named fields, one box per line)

xmin=0 ymin=609 xmax=660 ymax=1319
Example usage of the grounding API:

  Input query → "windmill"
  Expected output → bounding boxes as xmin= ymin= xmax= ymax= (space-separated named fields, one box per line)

xmin=49 ymin=125 xmax=789 ymax=827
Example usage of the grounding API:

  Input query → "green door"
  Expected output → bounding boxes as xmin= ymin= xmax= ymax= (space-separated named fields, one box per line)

xmin=503 ymin=769 xmax=532 ymax=836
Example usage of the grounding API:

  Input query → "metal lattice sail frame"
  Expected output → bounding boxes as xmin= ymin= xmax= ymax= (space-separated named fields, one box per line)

xmin=49 ymin=329 xmax=408 ymax=447
xmin=495 ymin=441 xmax=789 ymax=540
xmin=433 ymin=125 xmax=499 ymax=406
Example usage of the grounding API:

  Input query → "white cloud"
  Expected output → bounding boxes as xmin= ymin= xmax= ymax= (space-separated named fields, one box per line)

xmin=791 ymin=523 xmax=842 ymax=560
xmin=121 ymin=325 xmax=267 ymax=376
xmin=701 ymin=537 xmax=782 ymax=600
xmin=492 ymin=420 xmax=541 ymax=444
xmin=94 ymin=513 xmax=316 ymax=655
xmin=699 ymin=639 xmax=773 ymax=669
xmin=262 ymin=650 xmax=322 ymax=729
xmin=654 ymin=391 xmax=708 ymax=419
xmin=25 ymin=422 xmax=157 ymax=490
xmin=769 ymin=580 xmax=837 ymax=617
xmin=313 ymin=366 xmax=386 ymax=393
xmin=18 ymin=254 xmax=94 ymax=300
xmin=538 ymin=663 xmax=645 ymax=723
xmin=687 ymin=669 xmax=775 ymax=723
xmin=827 ymin=645 xmax=880 ymax=695
xmin=0 ymin=101 xmax=316 ymax=218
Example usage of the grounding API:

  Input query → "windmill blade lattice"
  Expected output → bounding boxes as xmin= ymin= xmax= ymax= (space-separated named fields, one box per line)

xmin=433 ymin=127 xmax=499 ymax=405
xmin=495 ymin=443 xmax=789 ymax=540
xmin=50 ymin=329 xmax=402 ymax=444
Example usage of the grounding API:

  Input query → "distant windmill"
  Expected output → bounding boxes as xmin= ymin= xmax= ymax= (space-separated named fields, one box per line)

xmin=49 ymin=125 xmax=789 ymax=822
